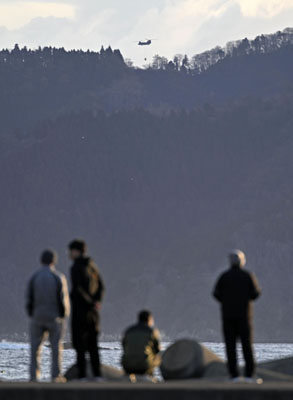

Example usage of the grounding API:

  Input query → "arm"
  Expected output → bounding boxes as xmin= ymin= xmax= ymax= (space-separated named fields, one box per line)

xmin=59 ymin=275 xmax=70 ymax=318
xmin=249 ymin=273 xmax=261 ymax=300
xmin=94 ymin=272 xmax=105 ymax=303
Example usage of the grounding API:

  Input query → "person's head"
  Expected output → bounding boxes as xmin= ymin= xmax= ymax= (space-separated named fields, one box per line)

xmin=138 ymin=310 xmax=154 ymax=327
xmin=68 ymin=239 xmax=87 ymax=260
xmin=41 ymin=249 xmax=57 ymax=266
xmin=229 ymin=249 xmax=246 ymax=268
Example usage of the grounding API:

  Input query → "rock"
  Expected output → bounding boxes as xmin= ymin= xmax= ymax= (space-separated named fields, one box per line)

xmin=160 ymin=339 xmax=222 ymax=380
xmin=258 ymin=357 xmax=293 ymax=376
xmin=65 ymin=363 xmax=124 ymax=381
xmin=160 ymin=339 xmax=293 ymax=382
xmin=202 ymin=361 xmax=228 ymax=378
xmin=256 ymin=368 xmax=293 ymax=382
xmin=65 ymin=341 xmax=293 ymax=383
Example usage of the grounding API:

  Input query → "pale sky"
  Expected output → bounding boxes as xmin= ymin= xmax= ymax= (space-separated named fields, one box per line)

xmin=0 ymin=0 xmax=293 ymax=66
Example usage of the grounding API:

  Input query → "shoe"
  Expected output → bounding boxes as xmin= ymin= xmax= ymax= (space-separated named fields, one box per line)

xmin=93 ymin=377 xmax=106 ymax=383
xmin=129 ymin=374 xmax=137 ymax=383
xmin=79 ymin=377 xmax=89 ymax=382
xmin=231 ymin=377 xmax=244 ymax=383
xmin=148 ymin=376 xmax=158 ymax=383
xmin=53 ymin=376 xmax=67 ymax=383
xmin=244 ymin=377 xmax=263 ymax=384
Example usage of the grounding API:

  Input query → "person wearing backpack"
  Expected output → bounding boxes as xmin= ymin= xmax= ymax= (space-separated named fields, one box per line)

xmin=68 ymin=239 xmax=105 ymax=380
xmin=25 ymin=249 xmax=70 ymax=382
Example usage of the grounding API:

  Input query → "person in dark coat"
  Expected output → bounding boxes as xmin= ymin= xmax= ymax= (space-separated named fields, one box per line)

xmin=213 ymin=250 xmax=261 ymax=381
xmin=68 ymin=239 xmax=105 ymax=379
xmin=121 ymin=310 xmax=161 ymax=376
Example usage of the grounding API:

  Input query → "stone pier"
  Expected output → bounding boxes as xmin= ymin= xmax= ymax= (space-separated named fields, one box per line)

xmin=2 ymin=381 xmax=293 ymax=400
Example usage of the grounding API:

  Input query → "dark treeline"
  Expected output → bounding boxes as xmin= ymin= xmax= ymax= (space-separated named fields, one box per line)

xmin=1 ymin=27 xmax=293 ymax=139
xmin=0 ymin=44 xmax=126 ymax=134
xmin=1 ymin=91 xmax=293 ymax=340
xmin=151 ymin=27 xmax=293 ymax=73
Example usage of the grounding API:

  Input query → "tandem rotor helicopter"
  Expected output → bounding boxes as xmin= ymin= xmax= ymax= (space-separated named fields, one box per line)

xmin=134 ymin=38 xmax=157 ymax=46
xmin=133 ymin=38 xmax=157 ymax=61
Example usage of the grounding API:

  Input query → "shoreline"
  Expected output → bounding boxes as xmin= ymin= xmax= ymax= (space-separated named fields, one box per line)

xmin=3 ymin=339 xmax=293 ymax=344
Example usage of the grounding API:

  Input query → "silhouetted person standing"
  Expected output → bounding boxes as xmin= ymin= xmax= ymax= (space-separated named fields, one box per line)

xmin=26 ymin=249 xmax=70 ymax=382
xmin=68 ymin=239 xmax=105 ymax=379
xmin=213 ymin=250 xmax=261 ymax=381
xmin=122 ymin=310 xmax=161 ymax=376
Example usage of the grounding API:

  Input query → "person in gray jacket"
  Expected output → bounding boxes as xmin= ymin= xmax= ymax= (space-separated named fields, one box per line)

xmin=26 ymin=249 xmax=70 ymax=382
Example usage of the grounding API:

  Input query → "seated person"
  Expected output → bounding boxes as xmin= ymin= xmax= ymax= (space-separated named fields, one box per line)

xmin=121 ymin=310 xmax=161 ymax=375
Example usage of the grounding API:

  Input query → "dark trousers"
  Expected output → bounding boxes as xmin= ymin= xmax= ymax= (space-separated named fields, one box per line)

xmin=72 ymin=318 xmax=101 ymax=378
xmin=223 ymin=318 xmax=255 ymax=378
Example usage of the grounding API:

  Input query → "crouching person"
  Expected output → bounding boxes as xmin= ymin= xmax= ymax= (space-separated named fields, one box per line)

xmin=26 ymin=249 xmax=70 ymax=382
xmin=122 ymin=310 xmax=161 ymax=376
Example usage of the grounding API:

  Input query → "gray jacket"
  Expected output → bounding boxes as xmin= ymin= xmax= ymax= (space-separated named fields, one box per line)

xmin=26 ymin=266 xmax=70 ymax=323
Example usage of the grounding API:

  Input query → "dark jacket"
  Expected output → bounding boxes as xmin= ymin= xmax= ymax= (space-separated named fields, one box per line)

xmin=70 ymin=256 xmax=105 ymax=329
xmin=213 ymin=266 xmax=261 ymax=320
xmin=122 ymin=322 xmax=160 ymax=371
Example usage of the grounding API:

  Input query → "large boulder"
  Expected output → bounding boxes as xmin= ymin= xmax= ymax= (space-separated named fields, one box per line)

xmin=160 ymin=339 xmax=293 ymax=382
xmin=160 ymin=339 xmax=223 ymax=380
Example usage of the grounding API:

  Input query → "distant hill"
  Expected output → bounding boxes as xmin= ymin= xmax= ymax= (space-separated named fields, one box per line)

xmin=1 ymin=29 xmax=293 ymax=341
xmin=189 ymin=27 xmax=293 ymax=73
xmin=1 ymin=28 xmax=293 ymax=138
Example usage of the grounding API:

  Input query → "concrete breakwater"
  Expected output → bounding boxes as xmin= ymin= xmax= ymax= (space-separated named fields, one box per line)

xmin=160 ymin=340 xmax=293 ymax=382
xmin=2 ymin=381 xmax=293 ymax=400
xmin=65 ymin=339 xmax=293 ymax=382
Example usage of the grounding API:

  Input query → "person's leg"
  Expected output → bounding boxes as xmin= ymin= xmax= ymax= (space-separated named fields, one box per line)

xmin=223 ymin=319 xmax=239 ymax=378
xmin=87 ymin=327 xmax=101 ymax=377
xmin=122 ymin=356 xmax=133 ymax=375
xmin=72 ymin=317 xmax=87 ymax=379
xmin=239 ymin=320 xmax=255 ymax=378
xmin=146 ymin=353 xmax=161 ymax=376
xmin=76 ymin=347 xmax=87 ymax=378
xmin=48 ymin=319 xmax=65 ymax=379
xmin=30 ymin=320 xmax=46 ymax=381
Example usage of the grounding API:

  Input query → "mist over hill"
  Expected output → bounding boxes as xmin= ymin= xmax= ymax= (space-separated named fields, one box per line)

xmin=1 ymin=29 xmax=293 ymax=341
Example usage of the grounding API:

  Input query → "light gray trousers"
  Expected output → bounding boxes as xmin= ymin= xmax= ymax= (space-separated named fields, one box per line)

xmin=30 ymin=319 xmax=65 ymax=380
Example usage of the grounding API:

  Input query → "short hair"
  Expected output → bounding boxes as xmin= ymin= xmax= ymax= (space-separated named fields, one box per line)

xmin=138 ymin=310 xmax=152 ymax=323
xmin=229 ymin=249 xmax=246 ymax=268
xmin=68 ymin=239 xmax=87 ymax=254
xmin=41 ymin=249 xmax=57 ymax=265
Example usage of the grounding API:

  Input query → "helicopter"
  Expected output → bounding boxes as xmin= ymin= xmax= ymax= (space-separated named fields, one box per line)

xmin=135 ymin=39 xmax=156 ymax=46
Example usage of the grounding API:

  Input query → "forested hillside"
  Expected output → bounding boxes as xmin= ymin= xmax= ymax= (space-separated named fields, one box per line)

xmin=1 ymin=29 xmax=293 ymax=341
xmin=1 ymin=27 xmax=293 ymax=137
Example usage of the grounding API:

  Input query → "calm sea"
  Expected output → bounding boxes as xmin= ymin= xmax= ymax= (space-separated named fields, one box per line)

xmin=1 ymin=341 xmax=293 ymax=381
